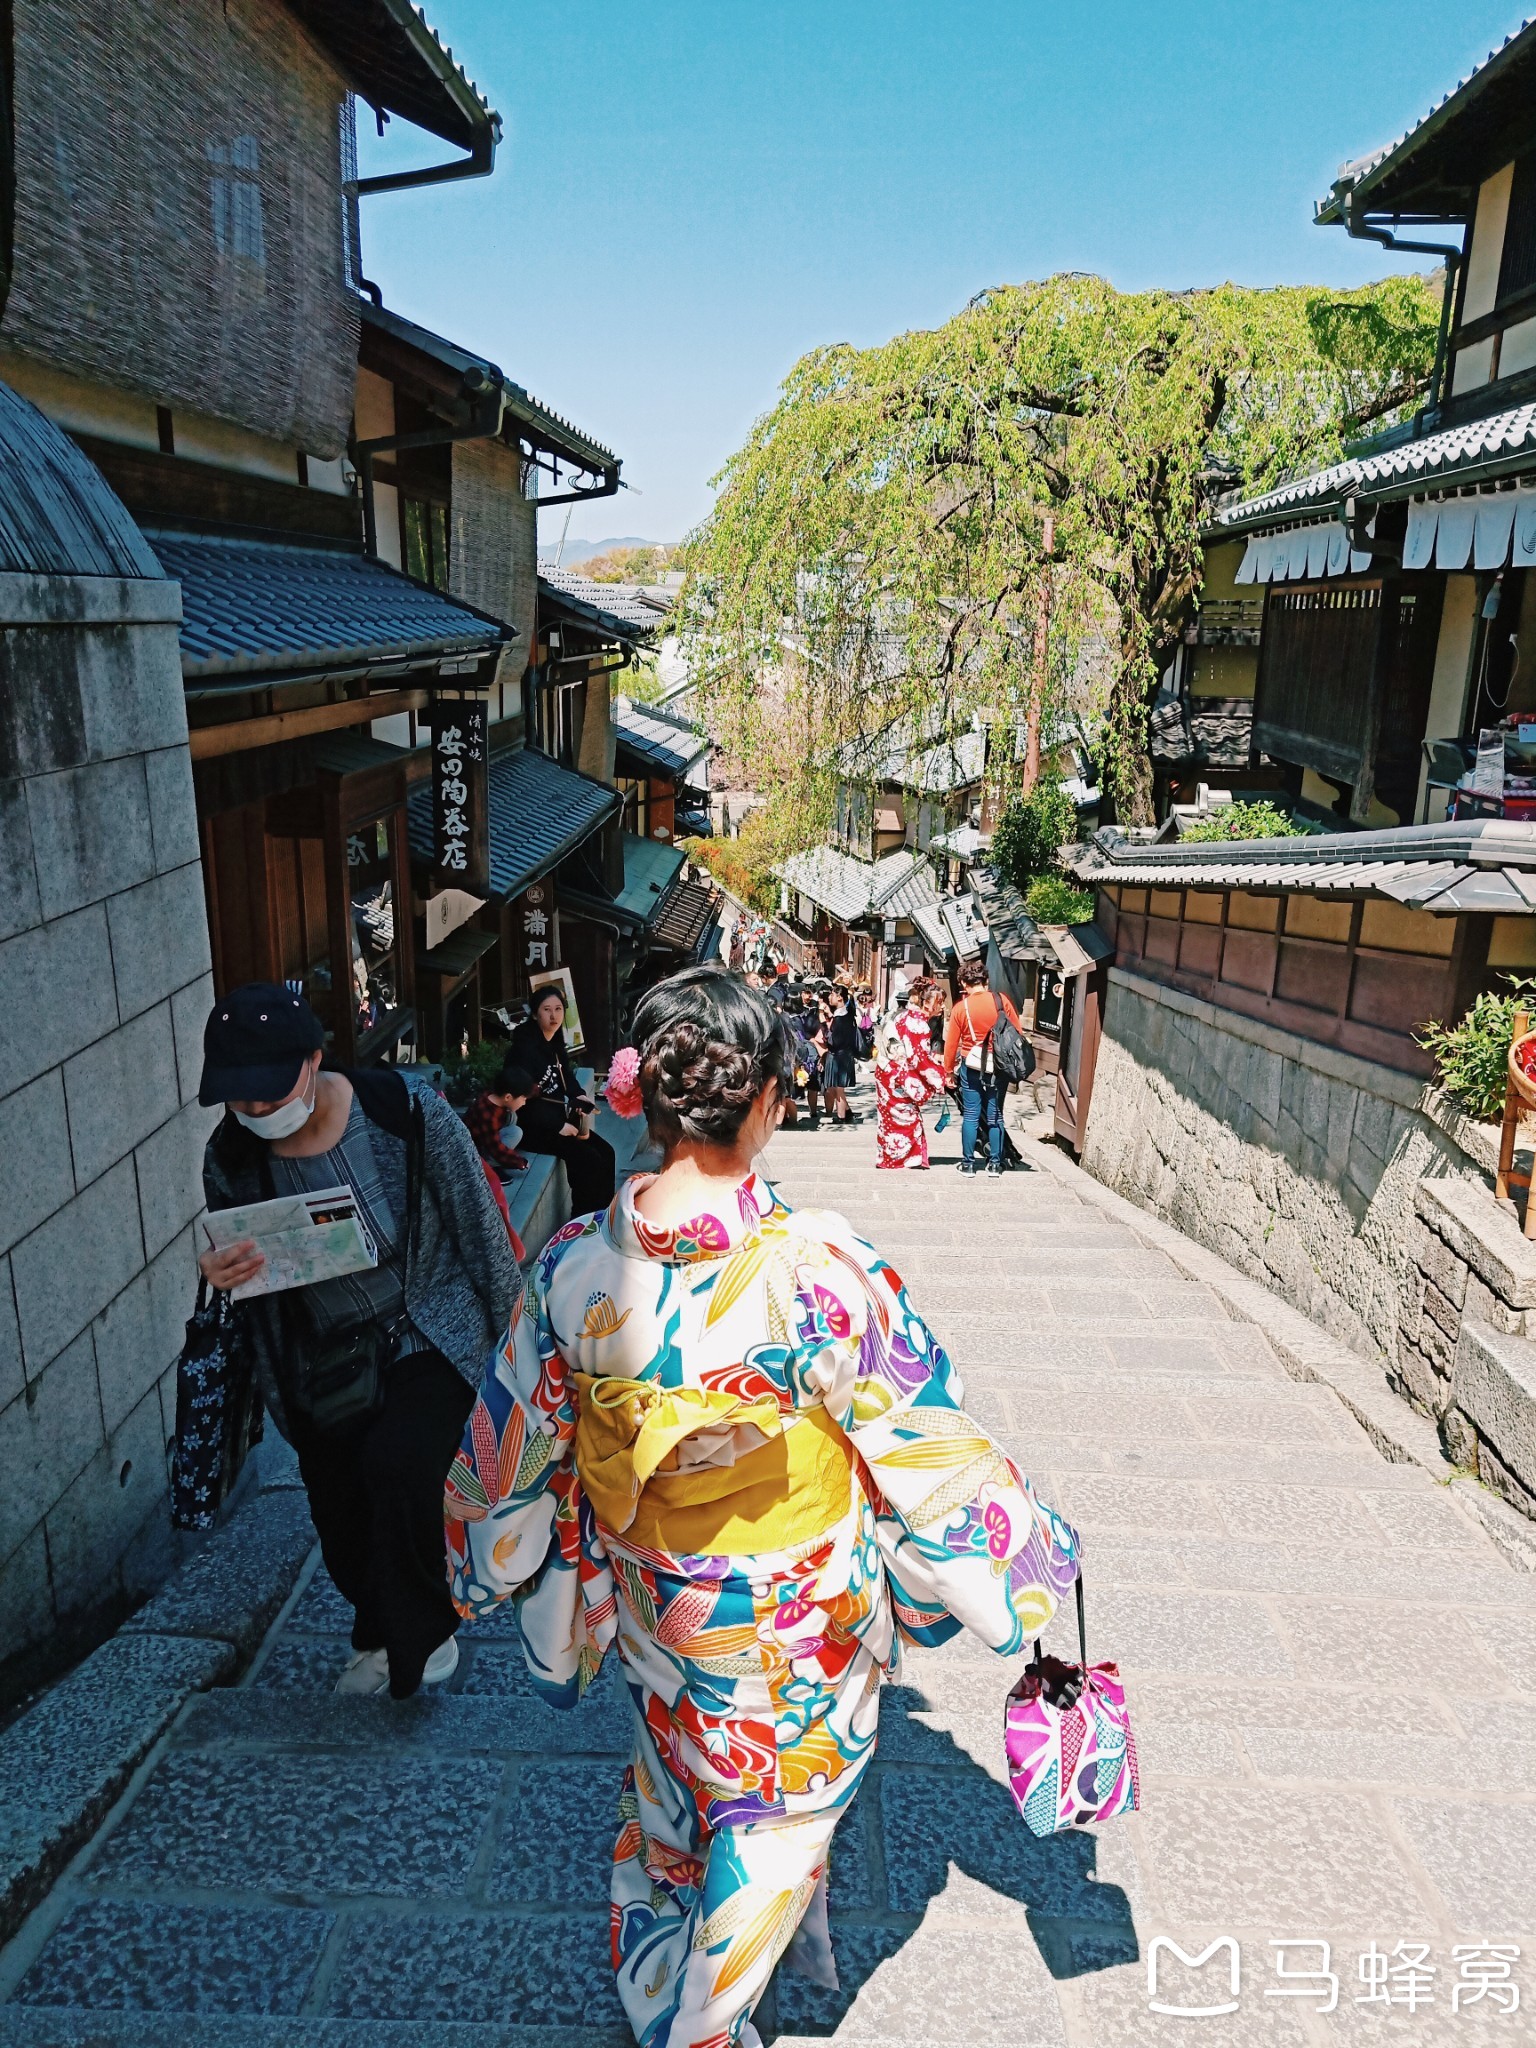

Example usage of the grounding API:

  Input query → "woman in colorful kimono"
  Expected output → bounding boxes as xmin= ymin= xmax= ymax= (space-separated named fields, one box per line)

xmin=873 ymin=977 xmax=947 ymax=1170
xmin=446 ymin=967 xmax=1080 ymax=2048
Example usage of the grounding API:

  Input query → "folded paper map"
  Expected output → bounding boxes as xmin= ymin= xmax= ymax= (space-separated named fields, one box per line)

xmin=204 ymin=1186 xmax=378 ymax=1301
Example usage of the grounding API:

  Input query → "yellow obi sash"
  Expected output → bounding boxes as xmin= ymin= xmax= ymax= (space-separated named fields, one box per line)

xmin=573 ymin=1373 xmax=855 ymax=1556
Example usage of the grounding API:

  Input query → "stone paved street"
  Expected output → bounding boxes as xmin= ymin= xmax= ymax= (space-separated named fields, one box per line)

xmin=2 ymin=1098 xmax=1535 ymax=2045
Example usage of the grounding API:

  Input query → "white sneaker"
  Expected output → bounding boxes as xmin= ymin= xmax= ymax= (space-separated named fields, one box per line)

xmin=420 ymin=1636 xmax=460 ymax=1686
xmin=334 ymin=1647 xmax=390 ymax=1696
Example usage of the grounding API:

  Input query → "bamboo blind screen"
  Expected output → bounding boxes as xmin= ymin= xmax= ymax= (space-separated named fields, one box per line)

xmin=1 ymin=0 xmax=360 ymax=456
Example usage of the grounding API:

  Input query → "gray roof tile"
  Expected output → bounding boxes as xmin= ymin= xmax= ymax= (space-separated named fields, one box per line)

xmin=153 ymin=535 xmax=506 ymax=680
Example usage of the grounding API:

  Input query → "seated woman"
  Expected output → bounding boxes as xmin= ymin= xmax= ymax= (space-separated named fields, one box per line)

xmin=447 ymin=965 xmax=1080 ymax=2048
xmin=506 ymin=986 xmax=616 ymax=1214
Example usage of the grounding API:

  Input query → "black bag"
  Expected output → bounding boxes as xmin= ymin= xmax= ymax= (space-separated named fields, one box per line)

xmin=170 ymin=1281 xmax=262 ymax=1531
xmin=986 ymin=1009 xmax=1036 ymax=1086
xmin=283 ymin=1317 xmax=399 ymax=1436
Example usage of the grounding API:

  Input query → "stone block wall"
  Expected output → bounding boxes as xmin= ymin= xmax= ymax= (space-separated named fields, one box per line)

xmin=1399 ymin=1179 xmax=1536 ymax=1521
xmin=1080 ymin=968 xmax=1492 ymax=1364
xmin=0 ymin=568 xmax=215 ymax=1687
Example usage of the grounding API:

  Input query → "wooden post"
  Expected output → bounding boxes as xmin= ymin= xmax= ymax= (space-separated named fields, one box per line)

xmin=1497 ymin=1008 xmax=1528 ymax=1209
xmin=1022 ymin=516 xmax=1054 ymax=795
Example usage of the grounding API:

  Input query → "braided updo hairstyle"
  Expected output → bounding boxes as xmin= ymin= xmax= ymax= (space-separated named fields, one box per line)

xmin=631 ymin=966 xmax=793 ymax=1150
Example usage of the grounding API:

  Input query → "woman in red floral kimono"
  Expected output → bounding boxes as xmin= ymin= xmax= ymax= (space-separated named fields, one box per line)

xmin=874 ymin=978 xmax=946 ymax=1170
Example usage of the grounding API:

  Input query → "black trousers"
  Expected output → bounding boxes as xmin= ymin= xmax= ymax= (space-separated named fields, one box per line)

xmin=286 ymin=1347 xmax=475 ymax=1698
xmin=519 ymin=1127 xmax=617 ymax=1214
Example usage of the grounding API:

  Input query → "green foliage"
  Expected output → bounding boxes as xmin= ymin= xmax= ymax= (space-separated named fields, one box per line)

xmin=992 ymin=781 xmax=1078 ymax=891
xmin=682 ymin=836 xmax=779 ymax=916
xmin=1419 ymin=979 xmax=1536 ymax=1122
xmin=621 ymin=659 xmax=668 ymax=707
xmin=1178 ymin=800 xmax=1305 ymax=843
xmin=1025 ymin=875 xmax=1095 ymax=925
xmin=580 ymin=543 xmax=680 ymax=583
xmin=678 ymin=271 xmax=1440 ymax=825
xmin=440 ymin=1034 xmax=513 ymax=1107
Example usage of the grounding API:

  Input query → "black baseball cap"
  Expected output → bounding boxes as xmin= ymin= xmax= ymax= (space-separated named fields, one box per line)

xmin=198 ymin=983 xmax=325 ymax=1105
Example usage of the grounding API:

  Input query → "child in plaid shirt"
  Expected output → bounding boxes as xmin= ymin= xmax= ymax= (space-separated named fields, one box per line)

xmin=467 ymin=1063 xmax=536 ymax=1176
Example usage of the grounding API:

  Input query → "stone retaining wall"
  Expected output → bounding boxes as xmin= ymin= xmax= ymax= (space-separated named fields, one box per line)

xmin=1399 ymin=1179 xmax=1536 ymax=1521
xmin=1080 ymin=968 xmax=1494 ymax=1364
xmin=0 ymin=567 xmax=214 ymax=1691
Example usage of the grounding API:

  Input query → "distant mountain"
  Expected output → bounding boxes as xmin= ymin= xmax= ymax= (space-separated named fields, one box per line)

xmin=539 ymin=536 xmax=656 ymax=567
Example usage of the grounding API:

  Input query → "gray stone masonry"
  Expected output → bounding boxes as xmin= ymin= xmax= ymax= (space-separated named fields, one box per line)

xmin=2 ymin=1080 xmax=1534 ymax=2043
xmin=0 ymin=568 xmax=215 ymax=1686
xmin=1082 ymin=965 xmax=1496 ymax=1392
xmin=1398 ymin=1180 xmax=1536 ymax=1519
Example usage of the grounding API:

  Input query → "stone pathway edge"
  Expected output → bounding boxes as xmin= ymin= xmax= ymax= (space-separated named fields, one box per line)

xmin=1026 ymin=1134 xmax=1536 ymax=1573
xmin=0 ymin=1469 xmax=318 ymax=1945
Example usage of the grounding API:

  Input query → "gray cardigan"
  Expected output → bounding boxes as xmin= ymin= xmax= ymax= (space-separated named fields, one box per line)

xmin=203 ymin=1070 xmax=520 ymax=1415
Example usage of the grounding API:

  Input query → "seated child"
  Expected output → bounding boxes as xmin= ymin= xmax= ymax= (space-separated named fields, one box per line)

xmin=467 ymin=1061 xmax=536 ymax=1176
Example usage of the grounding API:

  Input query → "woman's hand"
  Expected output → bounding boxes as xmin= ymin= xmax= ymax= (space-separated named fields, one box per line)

xmin=559 ymin=1121 xmax=580 ymax=1139
xmin=199 ymin=1238 xmax=264 ymax=1292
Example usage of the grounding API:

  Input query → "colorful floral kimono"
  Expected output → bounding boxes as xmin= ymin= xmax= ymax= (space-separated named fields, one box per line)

xmin=446 ymin=1171 xmax=1080 ymax=2048
xmin=874 ymin=1007 xmax=946 ymax=1168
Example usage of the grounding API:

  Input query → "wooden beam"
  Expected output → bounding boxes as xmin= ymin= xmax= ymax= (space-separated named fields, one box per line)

xmin=188 ymin=691 xmax=429 ymax=760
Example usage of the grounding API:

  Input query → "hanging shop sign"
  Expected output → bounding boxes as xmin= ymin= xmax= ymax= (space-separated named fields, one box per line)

xmin=514 ymin=881 xmax=555 ymax=984
xmin=431 ymin=698 xmax=489 ymax=894
xmin=424 ymin=887 xmax=486 ymax=951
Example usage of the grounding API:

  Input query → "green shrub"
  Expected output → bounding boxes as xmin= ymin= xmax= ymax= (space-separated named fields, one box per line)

xmin=1025 ymin=874 xmax=1095 ymax=926
xmin=1178 ymin=800 xmax=1304 ymax=843
xmin=1418 ymin=979 xmax=1536 ymax=1122
xmin=440 ymin=1033 xmax=513 ymax=1107
xmin=992 ymin=781 xmax=1077 ymax=892
xmin=682 ymin=836 xmax=778 ymax=916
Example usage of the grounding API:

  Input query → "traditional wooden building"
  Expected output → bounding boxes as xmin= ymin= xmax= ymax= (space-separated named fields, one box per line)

xmin=1186 ymin=21 xmax=1536 ymax=831
xmin=775 ymin=845 xmax=944 ymax=992
xmin=1063 ymin=817 xmax=1536 ymax=1138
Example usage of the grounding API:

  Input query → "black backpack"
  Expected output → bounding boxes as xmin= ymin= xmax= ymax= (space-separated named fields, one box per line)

xmin=985 ymin=1008 xmax=1036 ymax=1085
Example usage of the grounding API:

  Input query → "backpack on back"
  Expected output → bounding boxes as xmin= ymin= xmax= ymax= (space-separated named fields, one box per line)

xmin=985 ymin=1005 xmax=1036 ymax=1085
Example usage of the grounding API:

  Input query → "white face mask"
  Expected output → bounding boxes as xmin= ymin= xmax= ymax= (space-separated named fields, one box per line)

xmin=234 ymin=1069 xmax=316 ymax=1140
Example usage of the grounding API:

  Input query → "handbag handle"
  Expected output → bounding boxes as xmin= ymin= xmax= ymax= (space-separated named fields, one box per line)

xmin=1032 ymin=1576 xmax=1088 ymax=1669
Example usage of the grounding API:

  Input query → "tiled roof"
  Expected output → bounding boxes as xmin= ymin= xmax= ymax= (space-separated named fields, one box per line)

xmin=1149 ymin=695 xmax=1257 ymax=770
xmin=778 ymin=846 xmax=876 ymax=924
xmin=970 ymin=866 xmax=1057 ymax=965
xmin=835 ymin=715 xmax=989 ymax=794
xmin=871 ymin=849 xmax=941 ymax=916
xmin=613 ymin=696 xmax=710 ymax=778
xmin=909 ymin=901 xmax=955 ymax=961
xmin=541 ymin=569 xmax=669 ymax=631
xmin=1064 ymin=820 xmax=1536 ymax=916
xmin=615 ymin=833 xmax=686 ymax=926
xmin=777 ymin=845 xmax=939 ymax=924
xmin=1315 ymin=19 xmax=1535 ymax=224
xmin=151 ymin=534 xmax=506 ymax=680
xmin=360 ymin=303 xmax=615 ymax=473
xmin=1217 ymin=404 xmax=1536 ymax=533
xmin=285 ymin=0 xmax=499 ymax=154
xmin=406 ymin=743 xmax=619 ymax=901
xmin=653 ymin=874 xmax=722 ymax=956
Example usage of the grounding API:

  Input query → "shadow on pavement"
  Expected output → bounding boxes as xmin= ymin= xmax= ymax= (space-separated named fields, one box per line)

xmin=763 ymin=1682 xmax=1138 ymax=2039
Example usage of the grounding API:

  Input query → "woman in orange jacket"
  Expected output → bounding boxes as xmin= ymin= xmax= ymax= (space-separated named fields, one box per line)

xmin=942 ymin=959 xmax=1024 ymax=1175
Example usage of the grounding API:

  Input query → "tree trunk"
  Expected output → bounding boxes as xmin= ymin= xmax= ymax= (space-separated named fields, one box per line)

xmin=1021 ymin=519 xmax=1054 ymax=796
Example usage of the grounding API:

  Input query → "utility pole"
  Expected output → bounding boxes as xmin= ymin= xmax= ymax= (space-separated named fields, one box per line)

xmin=1022 ymin=515 xmax=1054 ymax=794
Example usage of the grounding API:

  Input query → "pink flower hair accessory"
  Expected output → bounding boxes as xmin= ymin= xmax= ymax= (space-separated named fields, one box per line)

xmin=603 ymin=1046 xmax=644 ymax=1119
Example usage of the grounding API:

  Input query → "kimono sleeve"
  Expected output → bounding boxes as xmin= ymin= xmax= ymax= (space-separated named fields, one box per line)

xmin=789 ymin=1217 xmax=1081 ymax=1657
xmin=445 ymin=1243 xmax=616 ymax=1702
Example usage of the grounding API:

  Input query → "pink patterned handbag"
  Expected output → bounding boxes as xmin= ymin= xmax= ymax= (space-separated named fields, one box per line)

xmin=1004 ymin=1580 xmax=1140 ymax=1835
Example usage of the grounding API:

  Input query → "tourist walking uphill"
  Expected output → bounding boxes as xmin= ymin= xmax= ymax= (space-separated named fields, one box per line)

xmin=195 ymin=986 xmax=520 ymax=1699
xmin=944 ymin=959 xmax=1025 ymax=1177
xmin=874 ymin=977 xmax=946 ymax=1169
xmin=446 ymin=966 xmax=1081 ymax=2048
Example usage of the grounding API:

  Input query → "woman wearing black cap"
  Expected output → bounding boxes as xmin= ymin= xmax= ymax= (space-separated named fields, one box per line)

xmin=194 ymin=983 xmax=520 ymax=1700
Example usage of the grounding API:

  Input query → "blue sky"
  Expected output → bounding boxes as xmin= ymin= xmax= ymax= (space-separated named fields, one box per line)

xmin=357 ymin=2 xmax=1521 ymax=545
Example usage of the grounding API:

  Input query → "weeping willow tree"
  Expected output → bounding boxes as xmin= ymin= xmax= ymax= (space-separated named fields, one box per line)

xmin=678 ymin=271 xmax=1440 ymax=826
